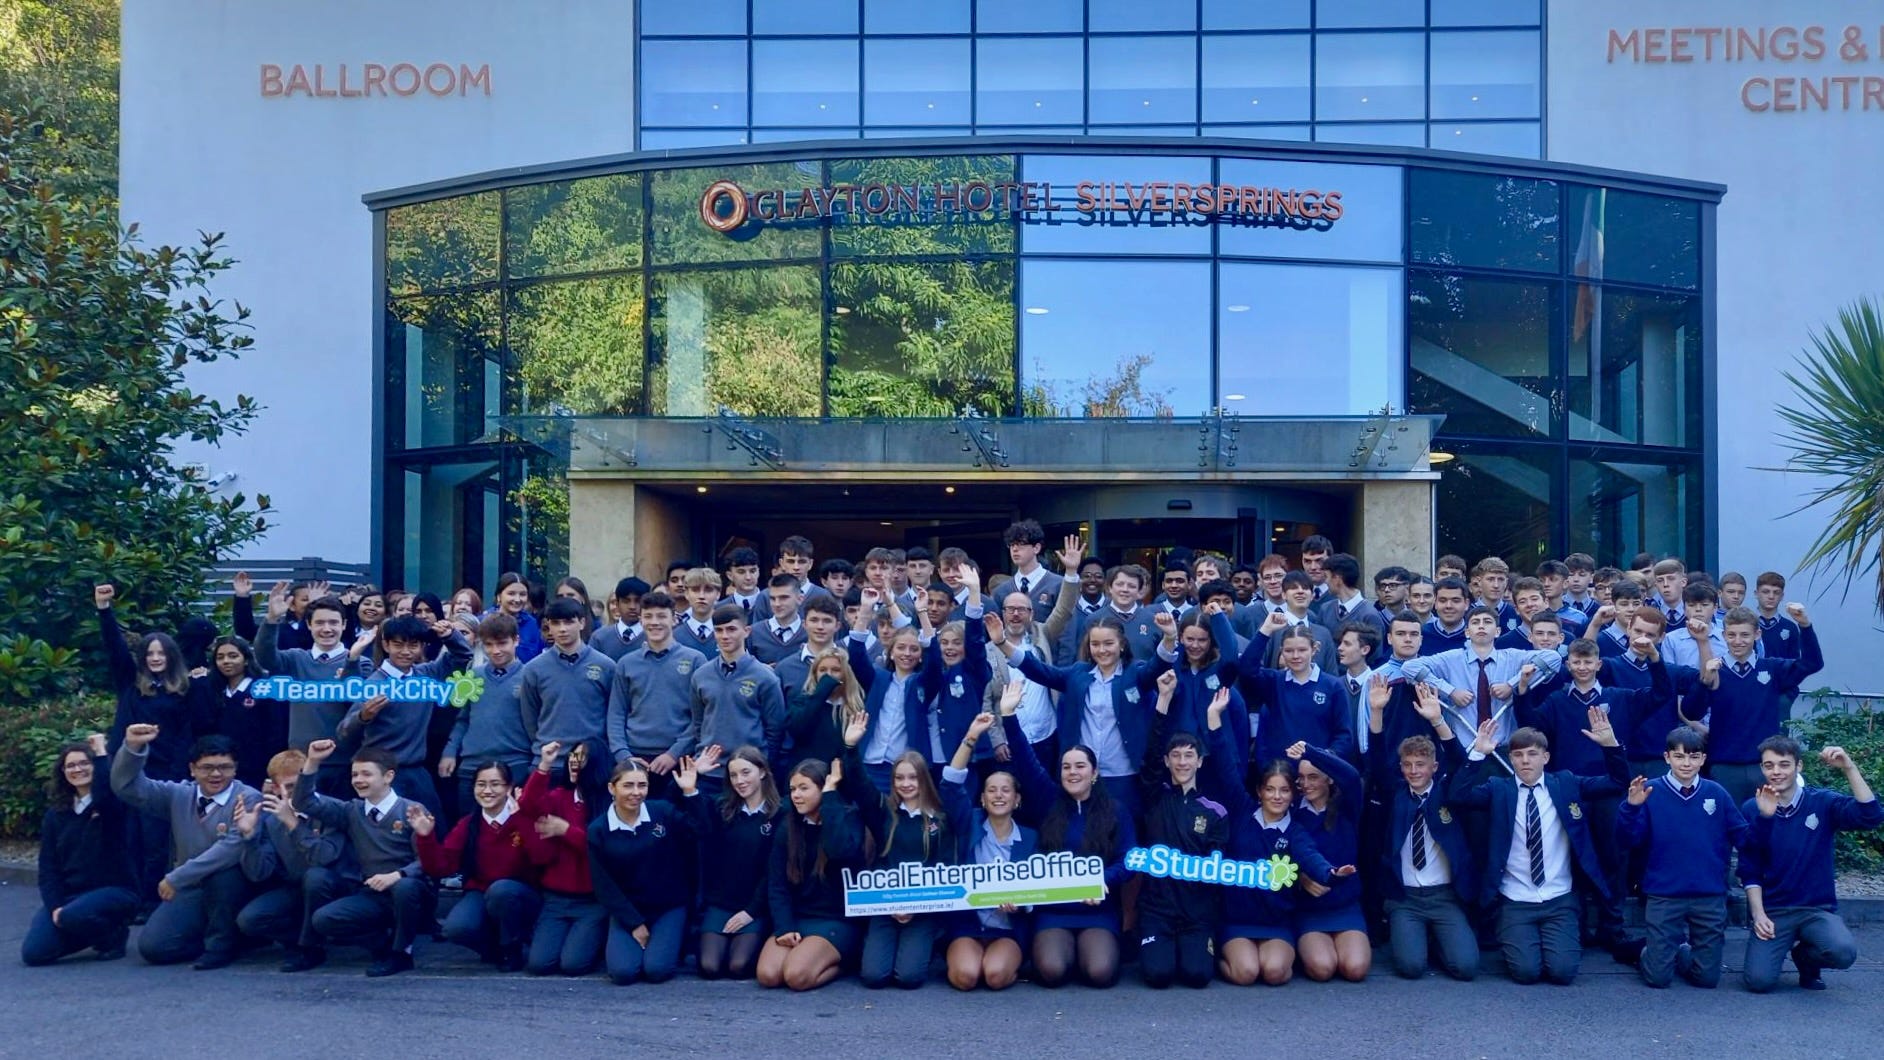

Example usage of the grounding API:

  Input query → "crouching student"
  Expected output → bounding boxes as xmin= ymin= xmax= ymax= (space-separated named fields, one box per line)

xmin=1135 ymin=672 xmax=1230 ymax=990
xmin=517 ymin=741 xmax=605 ymax=976
xmin=683 ymin=744 xmax=782 ymax=980
xmin=1741 ymin=737 xmax=1883 ymax=992
xmin=414 ymin=762 xmax=545 ymax=971
xmin=1371 ymin=687 xmax=1478 ymax=981
xmin=1449 ymin=714 xmax=1628 ymax=985
xmin=939 ymin=705 xmax=1036 ymax=991
xmin=757 ymin=758 xmax=867 ymax=992
xmin=295 ymin=741 xmax=438 ymax=977
xmin=1286 ymin=737 xmax=1371 ymax=982
xmin=23 ymin=735 xmax=138 ymax=966
xmin=1616 ymin=727 xmax=1749 ymax=988
xmin=112 ymin=725 xmax=259 ymax=968
xmin=588 ymin=756 xmax=700 ymax=985
xmin=841 ymin=716 xmax=954 ymax=990
xmin=233 ymin=750 xmax=350 ymax=972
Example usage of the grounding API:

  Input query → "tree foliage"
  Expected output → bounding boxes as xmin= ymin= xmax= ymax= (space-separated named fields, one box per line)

xmin=0 ymin=111 xmax=270 ymax=698
xmin=0 ymin=0 xmax=118 ymax=206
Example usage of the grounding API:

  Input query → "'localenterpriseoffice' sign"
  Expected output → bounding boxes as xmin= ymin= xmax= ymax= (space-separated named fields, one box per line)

xmin=843 ymin=852 xmax=1106 ymax=917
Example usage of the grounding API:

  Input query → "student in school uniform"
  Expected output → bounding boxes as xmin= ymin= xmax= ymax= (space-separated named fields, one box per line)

xmin=488 ymin=574 xmax=545 ymax=664
xmin=1252 ymin=554 xmax=1290 ymax=615
xmin=1334 ymin=621 xmax=1382 ymax=766
xmin=196 ymin=635 xmax=285 ymax=792
xmin=774 ymin=595 xmax=845 ymax=699
xmin=755 ymin=758 xmax=867 ymax=992
xmin=232 ymin=750 xmax=351 ymax=973
xmin=901 ymin=547 xmax=936 ymax=614
xmin=681 ymin=744 xmax=782 ymax=980
xmin=255 ymin=583 xmax=360 ymax=790
xmin=1300 ymin=536 xmax=1334 ymax=598
xmin=1586 ymin=581 xmax=1646 ymax=659
xmin=605 ymin=590 xmax=705 ymax=805
xmin=1739 ymin=737 xmax=1884 ymax=992
xmin=663 ymin=560 xmax=693 ymax=599
xmin=1230 ymin=563 xmax=1260 ymax=607
xmin=1311 ymin=554 xmax=1387 ymax=661
xmin=412 ymin=762 xmax=545 ymax=971
xmin=517 ymin=597 xmax=614 ymax=808
xmin=1684 ymin=604 xmax=1823 ymax=809
xmin=1469 ymin=557 xmax=1523 ymax=637
xmin=1286 ymin=736 xmax=1371 ymax=982
xmin=1615 ymin=727 xmax=1750 ymax=989
xmin=112 ymin=725 xmax=261 ymax=968
xmin=1229 ymin=612 xmax=1356 ymax=769
xmin=748 ymin=574 xmax=808 ymax=666
xmin=1662 ymin=586 xmax=1728 ymax=670
xmin=988 ymin=519 xmax=1064 ymax=623
xmin=517 ymin=741 xmax=605 ymax=977
xmin=1534 ymin=562 xmax=1590 ymax=637
xmin=1073 ymin=561 xmax=1163 ymax=668
xmin=918 ymin=567 xmax=997 ymax=773
xmin=588 ymin=577 xmax=649 ymax=661
xmin=1372 ymin=565 xmax=1412 ymax=617
xmin=1419 ymin=577 xmax=1472 ymax=657
xmin=689 ymin=605 xmax=786 ymax=794
xmin=1562 ymin=554 xmax=1601 ymax=616
xmin=938 ymin=707 xmax=1036 ymax=992
xmin=1449 ymin=715 xmax=1629 ymax=985
xmin=1752 ymin=572 xmax=1803 ymax=660
xmin=333 ymin=615 xmax=474 ymax=814
xmin=1402 ymin=606 xmax=1562 ymax=749
xmin=720 ymin=546 xmax=765 ymax=620
xmin=785 ymin=647 xmax=868 ymax=772
xmin=847 ymin=591 xmax=929 ymax=793
xmin=587 ymin=755 xmax=701 ymax=985
xmin=294 ymin=740 xmax=438 ymax=976
xmin=1371 ymin=689 xmax=1478 ymax=980
xmin=1404 ymin=577 xmax=1437 ymax=628
xmin=672 ymin=568 xmax=725 ymax=655
xmin=235 ymin=576 xmax=315 ymax=650
xmin=839 ymin=724 xmax=955 ymax=990
xmin=439 ymin=613 xmax=534 ymax=817
xmin=817 ymin=558 xmax=856 ymax=600
xmin=777 ymin=535 xmax=832 ymax=604
xmin=1648 ymin=559 xmax=1689 ymax=627
xmin=22 ymin=734 xmax=138 ymax=966
xmin=1149 ymin=605 xmax=1250 ymax=756
xmin=1135 ymin=679 xmax=1232 ymax=990
xmin=1151 ymin=561 xmax=1193 ymax=618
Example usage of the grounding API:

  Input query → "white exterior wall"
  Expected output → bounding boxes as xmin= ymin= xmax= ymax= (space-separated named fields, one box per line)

xmin=1549 ymin=0 xmax=1884 ymax=691
xmin=119 ymin=0 xmax=636 ymax=563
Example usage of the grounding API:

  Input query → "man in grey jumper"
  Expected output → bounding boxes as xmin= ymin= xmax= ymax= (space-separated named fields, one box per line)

xmin=606 ymin=590 xmax=705 ymax=802
xmin=257 ymin=582 xmax=359 ymax=796
xmin=334 ymin=614 xmax=473 ymax=814
xmin=689 ymin=604 xmax=785 ymax=797
xmin=113 ymin=724 xmax=261 ymax=969
xmin=519 ymin=597 xmax=614 ymax=805
xmin=295 ymin=740 xmax=436 ymax=977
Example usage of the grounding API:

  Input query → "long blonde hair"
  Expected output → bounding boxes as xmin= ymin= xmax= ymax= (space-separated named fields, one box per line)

xmin=882 ymin=750 xmax=946 ymax=862
xmin=804 ymin=647 xmax=866 ymax=729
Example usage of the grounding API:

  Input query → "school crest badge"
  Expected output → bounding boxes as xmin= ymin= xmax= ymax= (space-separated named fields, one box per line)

xmin=1191 ymin=814 xmax=1211 ymax=835
xmin=1506 ymin=618 xmax=1519 ymax=631
xmin=676 ymin=658 xmax=695 ymax=675
xmin=1781 ymin=628 xmax=1792 ymax=640
xmin=1205 ymin=675 xmax=1220 ymax=691
xmin=216 ymin=823 xmax=228 ymax=835
xmin=1037 ymin=592 xmax=1053 ymax=605
xmin=1274 ymin=834 xmax=1289 ymax=852
xmin=1703 ymin=799 xmax=1717 ymax=815
xmin=1567 ymin=802 xmax=1583 ymax=820
xmin=1805 ymin=813 xmax=1820 ymax=830
xmin=738 ymin=678 xmax=758 ymax=699
xmin=651 ymin=822 xmax=666 ymax=838
xmin=511 ymin=833 xmax=524 ymax=848
xmin=1139 ymin=625 xmax=1149 ymax=636
xmin=1312 ymin=691 xmax=1327 ymax=705
xmin=1124 ymin=687 xmax=1141 ymax=704
xmin=1438 ymin=807 xmax=1452 ymax=825
xmin=1756 ymin=671 xmax=1771 ymax=685
xmin=759 ymin=822 xmax=774 ymax=836
xmin=392 ymin=820 xmax=406 ymax=833
xmin=949 ymin=675 xmax=965 ymax=698
xmin=587 ymin=664 xmax=605 ymax=681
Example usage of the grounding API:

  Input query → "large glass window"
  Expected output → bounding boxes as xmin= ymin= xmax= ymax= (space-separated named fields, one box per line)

xmin=1568 ymin=453 xmax=1704 ymax=567
xmin=830 ymin=260 xmax=1016 ymax=416
xmin=1317 ymin=0 xmax=1426 ymax=28
xmin=399 ymin=460 xmax=503 ymax=599
xmin=1090 ymin=0 xmax=1194 ymax=32
xmin=1430 ymin=31 xmax=1541 ymax=120
xmin=1569 ymin=187 xmax=1701 ymax=291
xmin=1315 ymin=33 xmax=1425 ymax=121
xmin=1408 ymin=272 xmax=1558 ymax=438
xmin=1202 ymin=34 xmax=1311 ymax=124
xmin=505 ymin=176 xmax=642 ymax=279
xmin=865 ymin=0 xmax=969 ymax=34
xmin=753 ymin=40 xmax=860 ymax=126
xmin=508 ymin=277 xmax=646 ymax=416
xmin=1218 ymin=159 xmax=1403 ymax=263
xmin=1204 ymin=0 xmax=1309 ymax=29
xmin=975 ymin=37 xmax=1084 ymax=124
xmin=650 ymin=266 xmax=823 ymax=416
xmin=1432 ymin=0 xmax=1541 ymax=25
xmin=1409 ymin=169 xmax=1559 ymax=273
xmin=976 ymin=0 xmax=1082 ymax=33
xmin=1569 ymin=291 xmax=1702 ymax=448
xmin=1217 ymin=264 xmax=1402 ymax=415
xmin=386 ymin=193 xmax=499 ymax=296
xmin=1090 ymin=35 xmax=1197 ymax=125
xmin=830 ymin=154 xmax=1018 ymax=257
xmin=753 ymin=0 xmax=857 ymax=35
xmin=641 ymin=41 xmax=747 ymax=126
xmin=650 ymin=164 xmax=822 ymax=265
xmin=640 ymin=129 xmax=749 ymax=148
xmin=389 ymin=292 xmax=500 ymax=449
xmin=1434 ymin=442 xmax=1558 ymax=573
xmin=1020 ymin=259 xmax=1211 ymax=417
xmin=1020 ymin=154 xmax=1213 ymax=256
xmin=865 ymin=39 xmax=971 ymax=125
xmin=1434 ymin=121 xmax=1541 ymax=158
xmin=1316 ymin=122 xmax=1424 ymax=147
xmin=641 ymin=0 xmax=746 ymax=36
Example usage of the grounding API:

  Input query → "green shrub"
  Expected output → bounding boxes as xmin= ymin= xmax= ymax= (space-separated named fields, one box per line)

xmin=0 ymin=694 xmax=115 ymax=838
xmin=1792 ymin=691 xmax=1884 ymax=874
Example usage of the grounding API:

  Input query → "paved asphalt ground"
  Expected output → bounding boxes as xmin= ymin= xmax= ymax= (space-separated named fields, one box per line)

xmin=2 ymin=881 xmax=1881 ymax=1059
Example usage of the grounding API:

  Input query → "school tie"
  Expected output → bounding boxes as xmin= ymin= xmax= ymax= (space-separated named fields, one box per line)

xmin=1476 ymin=658 xmax=1494 ymax=719
xmin=368 ymin=807 xmax=383 ymax=823
xmin=1410 ymin=795 xmax=1429 ymax=872
xmin=560 ymin=651 xmax=581 ymax=664
xmin=1680 ymin=784 xmax=1696 ymax=798
xmin=741 ymin=598 xmax=753 ymax=618
xmin=1347 ymin=677 xmax=1361 ymax=700
xmin=1018 ymin=576 xmax=1030 ymax=596
xmin=695 ymin=623 xmax=709 ymax=641
xmin=316 ymin=651 xmax=340 ymax=665
xmin=1734 ymin=660 xmax=1751 ymax=677
xmin=721 ymin=660 xmax=737 ymax=676
xmin=1667 ymin=608 xmax=1681 ymax=627
xmin=196 ymin=796 xmax=213 ymax=819
xmin=1523 ymin=784 xmax=1546 ymax=887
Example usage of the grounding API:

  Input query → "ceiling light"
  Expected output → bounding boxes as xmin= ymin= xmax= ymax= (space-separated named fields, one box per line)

xmin=696 ymin=485 xmax=709 ymax=493
xmin=1250 ymin=98 xmax=1259 ymax=105
xmin=880 ymin=521 xmax=894 ymax=526
xmin=1471 ymin=95 xmax=1480 ymax=102
xmin=1455 ymin=129 xmax=1463 ymax=135
xmin=944 ymin=486 xmax=956 ymax=493
xmin=1429 ymin=451 xmax=1457 ymax=465
xmin=1142 ymin=100 xmax=1151 ymax=106
xmin=927 ymin=102 xmax=935 ymax=108
xmin=1224 ymin=393 xmax=1247 ymax=401
xmin=1024 ymin=306 xmax=1049 ymax=315
xmin=1226 ymin=304 xmax=1250 ymax=313
xmin=1033 ymin=100 xmax=1043 ymax=107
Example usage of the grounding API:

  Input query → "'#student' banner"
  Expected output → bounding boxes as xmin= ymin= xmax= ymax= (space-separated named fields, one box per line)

xmin=842 ymin=852 xmax=1106 ymax=917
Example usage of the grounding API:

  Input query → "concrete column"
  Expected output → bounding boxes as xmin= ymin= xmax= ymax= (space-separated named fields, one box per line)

xmin=1352 ymin=480 xmax=1434 ymax=580
xmin=567 ymin=478 xmax=693 ymax=593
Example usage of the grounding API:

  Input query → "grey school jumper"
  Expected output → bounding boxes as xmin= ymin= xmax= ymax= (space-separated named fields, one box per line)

xmin=442 ymin=662 xmax=531 ymax=766
xmin=334 ymin=633 xmax=474 ymax=767
xmin=291 ymin=784 xmax=424 ymax=880
xmin=608 ymin=642 xmax=707 ymax=762
xmin=519 ymin=642 xmax=614 ymax=755
xmin=258 ymin=620 xmax=358 ymax=750
xmin=112 ymin=745 xmax=259 ymax=889
xmin=689 ymin=652 xmax=785 ymax=772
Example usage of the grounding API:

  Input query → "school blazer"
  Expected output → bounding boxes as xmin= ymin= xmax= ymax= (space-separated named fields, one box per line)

xmin=1447 ymin=745 xmax=1629 ymax=908
xmin=1015 ymin=653 xmax=1163 ymax=770
xmin=1378 ymin=735 xmax=1477 ymax=903
xmin=845 ymin=636 xmax=930 ymax=760
xmin=940 ymin=768 xmax=1040 ymax=866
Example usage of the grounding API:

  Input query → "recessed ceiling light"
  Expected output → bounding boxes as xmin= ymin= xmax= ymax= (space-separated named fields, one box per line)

xmin=1429 ymin=451 xmax=1457 ymax=465
xmin=818 ymin=103 xmax=827 ymax=110
xmin=1226 ymin=304 xmax=1250 ymax=313
xmin=696 ymin=485 xmax=709 ymax=493
xmin=1224 ymin=393 xmax=1247 ymax=401
xmin=1454 ymin=129 xmax=1463 ymax=135
xmin=927 ymin=102 xmax=935 ymax=108
xmin=944 ymin=486 xmax=956 ymax=494
xmin=880 ymin=521 xmax=893 ymax=526
xmin=1250 ymin=98 xmax=1260 ymax=105
xmin=1142 ymin=100 xmax=1151 ymax=106
xmin=1471 ymin=95 xmax=1480 ymax=102
xmin=710 ymin=103 xmax=719 ymax=110
xmin=1024 ymin=306 xmax=1049 ymax=315
xmin=1033 ymin=100 xmax=1043 ymax=107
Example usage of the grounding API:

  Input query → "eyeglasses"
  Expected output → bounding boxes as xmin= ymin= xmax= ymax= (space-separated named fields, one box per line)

xmin=193 ymin=763 xmax=236 ymax=774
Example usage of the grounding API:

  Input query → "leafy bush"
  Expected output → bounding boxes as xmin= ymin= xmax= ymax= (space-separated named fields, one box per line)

xmin=0 ymin=694 xmax=114 ymax=838
xmin=1793 ymin=691 xmax=1884 ymax=874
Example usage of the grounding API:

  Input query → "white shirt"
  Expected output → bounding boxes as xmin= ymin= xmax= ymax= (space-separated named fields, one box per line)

xmin=615 ymin=620 xmax=642 ymax=641
xmin=1399 ymin=785 xmax=1452 ymax=887
xmin=482 ymin=805 xmax=513 ymax=828
xmin=312 ymin=646 xmax=348 ymax=666
xmin=606 ymin=803 xmax=653 ymax=832
xmin=224 ymin=677 xmax=254 ymax=697
xmin=73 ymin=794 xmax=94 ymax=815
xmin=863 ymin=667 xmax=914 ymax=766
xmin=767 ymin=618 xmax=802 ymax=640
xmin=378 ymin=659 xmax=413 ymax=680
xmin=1500 ymin=778 xmax=1573 ymax=903
xmin=1004 ymin=637 xmax=1055 ymax=744
xmin=1084 ymin=668 xmax=1132 ymax=778
xmin=363 ymin=790 xmax=400 ymax=821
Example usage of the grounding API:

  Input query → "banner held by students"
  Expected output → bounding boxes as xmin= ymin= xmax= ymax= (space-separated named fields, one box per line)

xmin=842 ymin=851 xmax=1106 ymax=917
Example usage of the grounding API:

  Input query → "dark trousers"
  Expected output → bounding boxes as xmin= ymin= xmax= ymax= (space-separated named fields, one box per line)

xmin=21 ymin=887 xmax=138 ymax=966
xmin=1138 ymin=915 xmax=1214 ymax=989
xmin=311 ymin=876 xmax=437 ymax=958
xmin=443 ymin=881 xmax=544 ymax=959
xmin=1641 ymin=895 xmax=1728 ymax=988
xmin=603 ymin=905 xmax=687 ymax=985
xmin=236 ymin=870 xmax=339 ymax=953
xmin=528 ymin=892 xmax=607 ymax=976
xmin=1497 ymin=892 xmax=1582 ymax=985
xmin=1745 ymin=907 xmax=1859 ymax=993
xmin=1387 ymin=886 xmax=1478 ymax=980
xmin=861 ymin=913 xmax=940 ymax=989
xmin=1709 ymin=763 xmax=1764 ymax=813
xmin=139 ymin=867 xmax=252 ymax=965
xmin=127 ymin=813 xmax=171 ymax=905
xmin=1582 ymin=792 xmax=1631 ymax=945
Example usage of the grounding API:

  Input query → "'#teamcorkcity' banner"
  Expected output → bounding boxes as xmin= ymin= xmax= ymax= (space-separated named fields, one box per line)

xmin=843 ymin=852 xmax=1106 ymax=917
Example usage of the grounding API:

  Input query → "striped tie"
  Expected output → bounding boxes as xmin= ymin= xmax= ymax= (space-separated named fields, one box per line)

xmin=1523 ymin=784 xmax=1545 ymax=886
xmin=1410 ymin=795 xmax=1429 ymax=872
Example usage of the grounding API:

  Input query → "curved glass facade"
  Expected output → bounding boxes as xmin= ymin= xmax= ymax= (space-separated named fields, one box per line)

xmin=374 ymin=139 xmax=1712 ymax=592
xmin=637 ymin=0 xmax=1544 ymax=155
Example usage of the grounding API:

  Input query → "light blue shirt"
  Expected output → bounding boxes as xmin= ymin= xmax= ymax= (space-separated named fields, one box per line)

xmin=1085 ymin=668 xmax=1131 ymax=778
xmin=863 ymin=672 xmax=914 ymax=766
xmin=1661 ymin=626 xmax=1728 ymax=671
xmin=1403 ymin=646 xmax=1562 ymax=744
xmin=973 ymin=819 xmax=1023 ymax=930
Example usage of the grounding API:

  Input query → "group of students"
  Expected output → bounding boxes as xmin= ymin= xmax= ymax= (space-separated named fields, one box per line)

xmin=24 ymin=524 xmax=1879 ymax=997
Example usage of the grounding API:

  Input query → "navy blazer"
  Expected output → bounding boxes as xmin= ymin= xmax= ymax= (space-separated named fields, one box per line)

xmin=940 ymin=766 xmax=1040 ymax=867
xmin=846 ymin=635 xmax=930 ymax=760
xmin=1015 ymin=652 xmax=1163 ymax=771
xmin=1448 ymin=744 xmax=1629 ymax=907
xmin=1378 ymin=734 xmax=1477 ymax=903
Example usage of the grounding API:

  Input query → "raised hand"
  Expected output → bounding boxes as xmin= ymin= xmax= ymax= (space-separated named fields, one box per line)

xmin=983 ymin=612 xmax=1007 ymax=645
xmin=1472 ymin=718 xmax=1499 ymax=756
xmin=1285 ymin=740 xmax=1308 ymax=760
xmin=693 ymin=744 xmax=725 ymax=776
xmin=1626 ymin=775 xmax=1651 ymax=806
xmin=93 ymin=583 xmax=115 ymax=610
xmin=309 ymin=581 xmax=332 ymax=600
xmin=1056 ymin=535 xmax=1086 ymax=575
xmin=123 ymin=723 xmax=159 ymax=750
xmin=998 ymin=679 xmax=1024 ymax=717
xmin=263 ymin=790 xmax=297 ymax=829
xmin=1260 ymin=610 xmax=1289 ymax=636
xmin=1414 ymin=684 xmax=1446 ymax=724
xmin=1154 ymin=611 xmax=1177 ymax=639
xmin=824 ymin=758 xmax=844 ymax=792
xmin=1368 ymin=673 xmax=1392 ymax=712
xmin=1703 ymin=657 xmax=1722 ymax=676
xmin=405 ymin=803 xmax=435 ymax=837
xmin=1580 ymin=705 xmax=1618 ymax=748
xmin=233 ymin=571 xmax=253 ymax=598
xmin=538 ymin=741 xmax=562 ymax=773
xmin=1155 ymin=669 xmax=1178 ymax=701
xmin=85 ymin=732 xmax=108 ymax=758
xmin=1821 ymin=746 xmax=1854 ymax=771
xmin=1630 ymin=633 xmax=1659 ymax=662
xmin=267 ymin=581 xmax=290 ymax=621
xmin=359 ymin=694 xmax=390 ymax=722
xmin=1592 ymin=604 xmax=1615 ymax=628
xmin=1787 ymin=602 xmax=1810 ymax=627
xmin=842 ymin=710 xmax=869 ymax=748
xmin=1755 ymin=783 xmax=1780 ymax=818
xmin=675 ymin=755 xmax=699 ymax=794
xmin=966 ymin=712 xmax=996 ymax=743
xmin=1207 ymin=686 xmax=1231 ymax=726
xmin=306 ymin=738 xmax=336 ymax=766
xmin=960 ymin=565 xmax=981 ymax=595
xmin=1686 ymin=614 xmax=1711 ymax=641
xmin=232 ymin=794 xmax=260 ymax=838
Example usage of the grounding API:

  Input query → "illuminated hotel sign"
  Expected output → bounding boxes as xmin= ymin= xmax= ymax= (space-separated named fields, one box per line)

xmin=699 ymin=178 xmax=1344 ymax=234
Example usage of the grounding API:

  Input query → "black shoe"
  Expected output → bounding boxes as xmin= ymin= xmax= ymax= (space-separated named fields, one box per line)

xmin=94 ymin=945 xmax=126 ymax=962
xmin=1799 ymin=967 xmax=1827 ymax=991
xmin=1609 ymin=937 xmax=1646 ymax=967
xmin=498 ymin=944 xmax=528 ymax=973
xmin=192 ymin=950 xmax=237 ymax=971
xmin=366 ymin=952 xmax=414 ymax=978
xmin=280 ymin=947 xmax=326 ymax=973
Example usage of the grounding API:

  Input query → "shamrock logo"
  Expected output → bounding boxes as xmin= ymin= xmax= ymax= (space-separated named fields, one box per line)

xmin=447 ymin=671 xmax=485 ymax=708
xmin=1266 ymin=854 xmax=1299 ymax=891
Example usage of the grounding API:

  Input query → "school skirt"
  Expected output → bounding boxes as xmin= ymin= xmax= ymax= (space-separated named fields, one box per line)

xmin=1294 ymin=900 xmax=1368 ymax=937
xmin=943 ymin=911 xmax=1026 ymax=947
xmin=796 ymin=916 xmax=861 ymax=956
xmin=1220 ymin=922 xmax=1296 ymax=946
xmin=1034 ymin=906 xmax=1120 ymax=934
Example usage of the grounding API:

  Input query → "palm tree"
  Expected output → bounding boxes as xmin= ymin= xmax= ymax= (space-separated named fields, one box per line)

xmin=1776 ymin=297 xmax=1884 ymax=610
